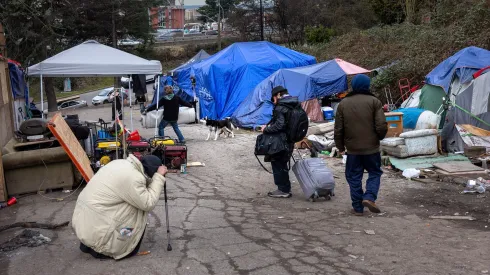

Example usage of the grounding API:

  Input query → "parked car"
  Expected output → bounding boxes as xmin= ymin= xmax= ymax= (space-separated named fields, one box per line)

xmin=91 ymin=88 xmax=114 ymax=105
xmin=156 ymin=30 xmax=184 ymax=41
xmin=58 ymin=100 xmax=88 ymax=110
xmin=205 ymin=30 xmax=218 ymax=35
xmin=184 ymin=29 xmax=202 ymax=36
xmin=117 ymin=39 xmax=142 ymax=46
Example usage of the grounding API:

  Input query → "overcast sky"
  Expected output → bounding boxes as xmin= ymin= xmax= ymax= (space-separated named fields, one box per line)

xmin=185 ymin=0 xmax=205 ymax=5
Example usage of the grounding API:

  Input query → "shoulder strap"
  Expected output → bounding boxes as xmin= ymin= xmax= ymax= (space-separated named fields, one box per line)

xmin=255 ymin=154 xmax=292 ymax=174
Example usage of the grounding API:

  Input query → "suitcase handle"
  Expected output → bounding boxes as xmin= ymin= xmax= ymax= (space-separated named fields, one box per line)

xmin=291 ymin=141 xmax=311 ymax=163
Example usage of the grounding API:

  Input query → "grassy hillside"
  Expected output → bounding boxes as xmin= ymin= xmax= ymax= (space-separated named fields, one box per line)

xmin=292 ymin=1 xmax=489 ymax=102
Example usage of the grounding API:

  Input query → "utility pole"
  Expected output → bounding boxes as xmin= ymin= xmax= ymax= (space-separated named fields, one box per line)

xmin=217 ymin=0 xmax=222 ymax=50
xmin=260 ymin=0 xmax=264 ymax=41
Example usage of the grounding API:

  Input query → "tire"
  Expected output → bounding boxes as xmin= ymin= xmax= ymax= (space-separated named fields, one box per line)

xmin=103 ymin=100 xmax=109 ymax=104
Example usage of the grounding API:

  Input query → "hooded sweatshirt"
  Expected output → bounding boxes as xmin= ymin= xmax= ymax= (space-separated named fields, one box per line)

xmin=334 ymin=75 xmax=388 ymax=155
xmin=146 ymin=93 xmax=192 ymax=122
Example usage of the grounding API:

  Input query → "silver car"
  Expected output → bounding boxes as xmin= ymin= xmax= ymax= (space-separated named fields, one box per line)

xmin=91 ymin=88 xmax=114 ymax=105
xmin=58 ymin=100 xmax=88 ymax=110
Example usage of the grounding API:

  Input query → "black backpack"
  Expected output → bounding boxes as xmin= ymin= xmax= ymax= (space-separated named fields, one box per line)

xmin=284 ymin=104 xmax=309 ymax=143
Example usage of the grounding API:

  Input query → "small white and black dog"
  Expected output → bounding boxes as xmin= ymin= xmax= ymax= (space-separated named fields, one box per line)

xmin=200 ymin=117 xmax=236 ymax=141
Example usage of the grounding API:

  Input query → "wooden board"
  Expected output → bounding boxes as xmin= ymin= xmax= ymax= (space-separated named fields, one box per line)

xmin=48 ymin=113 xmax=94 ymax=182
xmin=187 ymin=162 xmax=205 ymax=167
xmin=434 ymin=169 xmax=487 ymax=176
xmin=433 ymin=161 xmax=484 ymax=173
xmin=460 ymin=124 xmax=490 ymax=136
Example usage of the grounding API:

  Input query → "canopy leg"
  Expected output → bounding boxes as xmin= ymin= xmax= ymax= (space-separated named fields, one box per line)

xmin=129 ymin=76 xmax=133 ymax=132
xmin=155 ymin=75 xmax=160 ymax=137
xmin=40 ymin=74 xmax=44 ymax=118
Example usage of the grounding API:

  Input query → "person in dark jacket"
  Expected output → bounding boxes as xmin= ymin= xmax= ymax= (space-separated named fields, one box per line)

xmin=334 ymin=74 xmax=388 ymax=215
xmin=144 ymin=86 xmax=192 ymax=143
xmin=111 ymin=89 xmax=127 ymax=121
xmin=261 ymin=86 xmax=298 ymax=198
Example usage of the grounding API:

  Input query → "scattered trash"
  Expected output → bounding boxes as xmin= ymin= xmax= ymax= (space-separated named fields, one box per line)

xmin=0 ymin=197 xmax=18 ymax=210
xmin=364 ymin=230 xmax=375 ymax=235
xmin=429 ymin=215 xmax=476 ymax=221
xmin=0 ymin=229 xmax=51 ymax=252
xmin=342 ymin=155 xmax=347 ymax=165
xmin=277 ymin=216 xmax=284 ymax=219
xmin=62 ymin=190 xmax=72 ymax=193
xmin=482 ymin=270 xmax=489 ymax=274
xmin=352 ymin=230 xmax=361 ymax=233
xmin=348 ymin=254 xmax=358 ymax=259
xmin=137 ymin=251 xmax=151 ymax=256
xmin=462 ymin=179 xmax=486 ymax=194
xmin=402 ymin=168 xmax=420 ymax=179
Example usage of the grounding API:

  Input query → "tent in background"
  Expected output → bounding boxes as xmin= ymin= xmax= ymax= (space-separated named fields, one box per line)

xmin=190 ymin=41 xmax=316 ymax=119
xmin=442 ymin=71 xmax=490 ymax=152
xmin=425 ymin=46 xmax=490 ymax=92
xmin=28 ymin=40 xmax=162 ymax=77
xmin=171 ymin=49 xmax=210 ymax=102
xmin=232 ymin=59 xmax=370 ymax=128
xmin=27 ymin=40 xmax=162 ymax=131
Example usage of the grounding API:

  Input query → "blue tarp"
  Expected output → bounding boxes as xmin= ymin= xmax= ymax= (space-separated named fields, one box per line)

xmin=172 ymin=50 xmax=210 ymax=103
xmin=426 ymin=46 xmax=490 ymax=93
xmin=190 ymin=42 xmax=316 ymax=119
xmin=232 ymin=60 xmax=351 ymax=128
xmin=393 ymin=108 xmax=425 ymax=129
xmin=149 ymin=75 xmax=175 ymax=108
xmin=8 ymin=62 xmax=27 ymax=100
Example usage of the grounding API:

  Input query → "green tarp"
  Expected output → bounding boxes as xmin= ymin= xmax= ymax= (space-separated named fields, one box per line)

xmin=418 ymin=84 xmax=445 ymax=113
xmin=389 ymin=154 xmax=470 ymax=171
xmin=418 ymin=84 xmax=447 ymax=128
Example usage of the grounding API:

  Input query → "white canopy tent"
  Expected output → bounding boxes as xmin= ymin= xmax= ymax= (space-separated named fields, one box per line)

xmin=27 ymin=40 xmax=162 ymax=132
xmin=28 ymin=40 xmax=161 ymax=77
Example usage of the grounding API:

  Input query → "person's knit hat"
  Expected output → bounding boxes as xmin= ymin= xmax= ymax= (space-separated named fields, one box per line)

xmin=271 ymin=86 xmax=288 ymax=100
xmin=141 ymin=155 xmax=162 ymax=177
xmin=351 ymin=74 xmax=371 ymax=94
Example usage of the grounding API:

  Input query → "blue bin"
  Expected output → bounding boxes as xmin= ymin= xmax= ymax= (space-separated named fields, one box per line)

xmin=323 ymin=110 xmax=334 ymax=120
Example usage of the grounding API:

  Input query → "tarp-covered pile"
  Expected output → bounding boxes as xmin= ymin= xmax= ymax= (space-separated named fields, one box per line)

xmin=232 ymin=59 xmax=370 ymax=128
xmin=191 ymin=42 xmax=316 ymax=119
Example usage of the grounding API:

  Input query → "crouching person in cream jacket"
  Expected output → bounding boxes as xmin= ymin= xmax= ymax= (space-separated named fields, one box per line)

xmin=72 ymin=154 xmax=166 ymax=260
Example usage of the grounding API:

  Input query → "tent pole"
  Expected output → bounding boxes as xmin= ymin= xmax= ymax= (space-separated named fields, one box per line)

xmin=40 ymin=74 xmax=44 ymax=118
xmin=121 ymin=89 xmax=127 ymax=158
xmin=155 ymin=75 xmax=160 ymax=137
xmin=114 ymin=91 xmax=118 ymax=160
xmin=129 ymin=76 xmax=133 ymax=131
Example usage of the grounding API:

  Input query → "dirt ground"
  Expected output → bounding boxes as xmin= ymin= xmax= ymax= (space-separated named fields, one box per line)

xmin=0 ymin=104 xmax=489 ymax=275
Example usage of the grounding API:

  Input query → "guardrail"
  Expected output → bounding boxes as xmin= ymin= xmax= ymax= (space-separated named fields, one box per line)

xmin=155 ymin=35 xmax=218 ymax=44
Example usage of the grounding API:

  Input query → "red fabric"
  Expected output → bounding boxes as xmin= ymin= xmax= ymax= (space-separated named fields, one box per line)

xmin=301 ymin=99 xmax=324 ymax=122
xmin=473 ymin=66 xmax=490 ymax=79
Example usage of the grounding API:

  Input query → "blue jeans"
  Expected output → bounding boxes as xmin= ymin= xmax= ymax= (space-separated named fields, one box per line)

xmin=271 ymin=160 xmax=291 ymax=193
xmin=158 ymin=119 xmax=185 ymax=142
xmin=345 ymin=153 xmax=383 ymax=213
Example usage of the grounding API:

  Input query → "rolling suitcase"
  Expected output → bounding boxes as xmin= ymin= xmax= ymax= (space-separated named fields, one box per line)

xmin=292 ymin=147 xmax=335 ymax=202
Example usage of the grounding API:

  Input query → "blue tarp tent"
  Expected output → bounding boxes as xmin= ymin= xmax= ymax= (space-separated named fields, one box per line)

xmin=425 ymin=46 xmax=490 ymax=93
xmin=172 ymin=49 xmax=210 ymax=102
xmin=190 ymin=41 xmax=316 ymax=119
xmin=232 ymin=59 xmax=370 ymax=128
